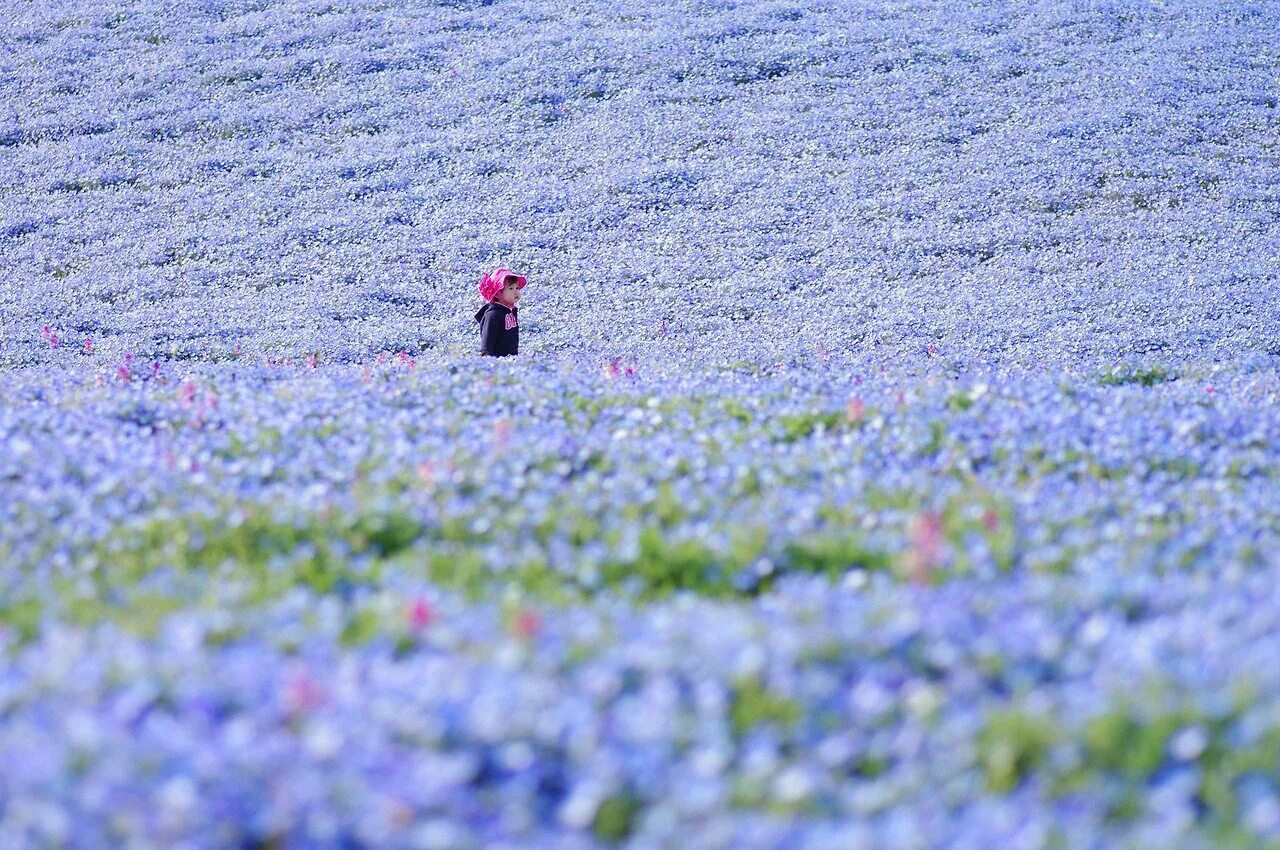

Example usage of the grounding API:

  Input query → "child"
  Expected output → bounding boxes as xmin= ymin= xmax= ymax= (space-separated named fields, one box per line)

xmin=474 ymin=267 xmax=526 ymax=357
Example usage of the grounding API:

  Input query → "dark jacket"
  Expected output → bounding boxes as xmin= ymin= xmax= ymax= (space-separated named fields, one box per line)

xmin=475 ymin=300 xmax=519 ymax=356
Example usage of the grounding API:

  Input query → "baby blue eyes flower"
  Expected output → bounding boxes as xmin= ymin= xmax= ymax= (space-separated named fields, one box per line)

xmin=3 ymin=0 xmax=1279 ymax=845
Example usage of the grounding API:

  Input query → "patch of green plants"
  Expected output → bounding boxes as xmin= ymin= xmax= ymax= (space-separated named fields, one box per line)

xmin=776 ymin=410 xmax=847 ymax=443
xmin=729 ymin=676 xmax=804 ymax=738
xmin=29 ymin=474 xmax=1024 ymax=643
xmin=946 ymin=391 xmax=975 ymax=412
xmin=87 ymin=502 xmax=426 ymax=614
xmin=920 ymin=419 xmax=948 ymax=457
xmin=1079 ymin=702 xmax=1196 ymax=778
xmin=592 ymin=791 xmax=644 ymax=844
xmin=1098 ymin=366 xmax=1175 ymax=387
xmin=978 ymin=707 xmax=1061 ymax=792
xmin=781 ymin=534 xmax=893 ymax=579
xmin=976 ymin=684 xmax=1280 ymax=839
xmin=0 ymin=597 xmax=43 ymax=645
xmin=722 ymin=398 xmax=755 ymax=425
xmin=598 ymin=526 xmax=727 ymax=598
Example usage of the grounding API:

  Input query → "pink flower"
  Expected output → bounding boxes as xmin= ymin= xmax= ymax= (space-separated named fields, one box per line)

xmin=82 ymin=337 xmax=94 ymax=354
xmin=981 ymin=507 xmax=1000 ymax=533
xmin=385 ymin=798 xmax=415 ymax=828
xmin=179 ymin=381 xmax=198 ymax=407
xmin=916 ymin=510 xmax=944 ymax=545
xmin=847 ymin=397 xmax=864 ymax=423
xmin=904 ymin=510 xmax=944 ymax=585
xmin=150 ymin=361 xmax=161 ymax=378
xmin=926 ymin=344 xmax=939 ymax=357
xmin=117 ymin=366 xmax=132 ymax=384
xmin=1205 ymin=385 xmax=1217 ymax=395
xmin=513 ymin=608 xmax=540 ymax=639
xmin=360 ymin=365 xmax=372 ymax=383
xmin=604 ymin=357 xmax=621 ymax=379
xmin=233 ymin=343 xmax=243 ymax=358
xmin=494 ymin=418 xmax=514 ymax=442
xmin=284 ymin=671 xmax=326 ymax=714
xmin=407 ymin=598 xmax=434 ymax=631
xmin=306 ymin=353 xmax=318 ymax=369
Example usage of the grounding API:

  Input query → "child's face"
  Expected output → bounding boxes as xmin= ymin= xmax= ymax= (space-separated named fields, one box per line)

xmin=500 ymin=277 xmax=521 ymax=306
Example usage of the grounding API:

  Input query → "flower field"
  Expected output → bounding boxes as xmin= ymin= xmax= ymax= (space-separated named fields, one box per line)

xmin=3 ymin=0 xmax=1280 ymax=847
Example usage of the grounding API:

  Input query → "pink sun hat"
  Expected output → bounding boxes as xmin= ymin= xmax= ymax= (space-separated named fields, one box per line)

xmin=478 ymin=267 xmax=528 ymax=303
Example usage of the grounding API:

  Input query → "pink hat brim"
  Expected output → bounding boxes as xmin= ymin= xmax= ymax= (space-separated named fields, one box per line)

xmin=492 ymin=268 xmax=527 ymax=288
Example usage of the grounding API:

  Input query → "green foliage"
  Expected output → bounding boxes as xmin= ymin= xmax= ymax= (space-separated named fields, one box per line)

xmin=421 ymin=550 xmax=490 ymax=599
xmin=340 ymin=605 xmax=384 ymax=647
xmin=723 ymin=399 xmax=755 ymax=425
xmin=854 ymin=754 xmax=891 ymax=778
xmin=592 ymin=792 xmax=643 ymax=843
xmin=920 ymin=419 xmax=947 ymax=457
xmin=651 ymin=481 xmax=685 ymax=527
xmin=781 ymin=534 xmax=893 ymax=579
xmin=602 ymin=526 xmax=726 ymax=598
xmin=49 ymin=474 xmax=1019 ymax=639
xmin=729 ymin=677 xmax=804 ymax=738
xmin=978 ymin=708 xmax=1060 ymax=792
xmin=1198 ymin=723 xmax=1280 ymax=834
xmin=1060 ymin=693 xmax=1280 ymax=832
xmin=84 ymin=502 xmax=428 ymax=633
xmin=0 ymin=597 xmax=42 ymax=644
xmin=776 ymin=410 xmax=846 ymax=443
xmin=940 ymin=485 xmax=1018 ymax=575
xmin=976 ymin=687 xmax=1280 ymax=839
xmin=1081 ymin=706 xmax=1186 ymax=778
xmin=1098 ymin=366 xmax=1175 ymax=387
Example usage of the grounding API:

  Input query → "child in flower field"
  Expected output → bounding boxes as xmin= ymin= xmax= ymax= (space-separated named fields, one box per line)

xmin=474 ymin=267 xmax=526 ymax=357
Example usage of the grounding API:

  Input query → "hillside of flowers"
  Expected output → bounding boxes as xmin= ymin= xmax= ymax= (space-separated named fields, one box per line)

xmin=3 ymin=0 xmax=1280 ymax=848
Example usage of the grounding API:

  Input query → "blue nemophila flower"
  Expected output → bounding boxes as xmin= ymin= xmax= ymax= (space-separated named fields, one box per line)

xmin=3 ymin=0 xmax=1280 ymax=845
